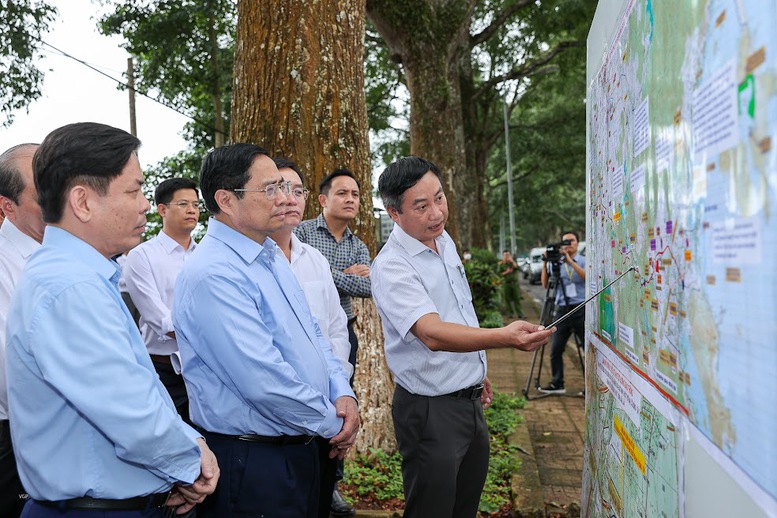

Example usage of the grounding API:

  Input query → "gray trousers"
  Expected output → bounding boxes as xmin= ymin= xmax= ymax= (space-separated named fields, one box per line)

xmin=392 ymin=385 xmax=489 ymax=518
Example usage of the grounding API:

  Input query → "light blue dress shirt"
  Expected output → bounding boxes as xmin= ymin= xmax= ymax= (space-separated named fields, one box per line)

xmin=174 ymin=218 xmax=354 ymax=438
xmin=372 ymin=225 xmax=487 ymax=396
xmin=549 ymin=254 xmax=586 ymax=306
xmin=5 ymin=226 xmax=202 ymax=501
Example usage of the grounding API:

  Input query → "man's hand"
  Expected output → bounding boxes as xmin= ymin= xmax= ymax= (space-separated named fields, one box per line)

xmin=329 ymin=396 xmax=360 ymax=459
xmin=481 ymin=377 xmax=493 ymax=410
xmin=504 ymin=321 xmax=554 ymax=352
xmin=344 ymin=264 xmax=370 ymax=277
xmin=166 ymin=438 xmax=220 ymax=514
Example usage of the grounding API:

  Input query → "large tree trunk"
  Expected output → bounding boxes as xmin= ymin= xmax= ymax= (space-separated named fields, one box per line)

xmin=367 ymin=0 xmax=480 ymax=248
xmin=231 ymin=0 xmax=394 ymax=454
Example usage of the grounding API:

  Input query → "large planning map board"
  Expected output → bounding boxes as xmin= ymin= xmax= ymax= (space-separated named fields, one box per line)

xmin=584 ymin=1 xmax=777 ymax=516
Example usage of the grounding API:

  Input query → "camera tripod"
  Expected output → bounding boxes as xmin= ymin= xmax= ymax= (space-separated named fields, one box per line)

xmin=522 ymin=259 xmax=585 ymax=400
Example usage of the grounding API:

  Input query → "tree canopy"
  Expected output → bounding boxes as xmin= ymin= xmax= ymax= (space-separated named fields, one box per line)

xmin=0 ymin=0 xmax=57 ymax=126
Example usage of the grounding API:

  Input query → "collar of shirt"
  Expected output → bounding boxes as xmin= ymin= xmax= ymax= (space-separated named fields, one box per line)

xmin=158 ymin=229 xmax=197 ymax=255
xmin=43 ymin=226 xmax=120 ymax=285
xmin=315 ymin=213 xmax=353 ymax=240
xmin=288 ymin=232 xmax=306 ymax=264
xmin=206 ymin=217 xmax=277 ymax=267
xmin=0 ymin=218 xmax=41 ymax=259
xmin=389 ymin=222 xmax=448 ymax=257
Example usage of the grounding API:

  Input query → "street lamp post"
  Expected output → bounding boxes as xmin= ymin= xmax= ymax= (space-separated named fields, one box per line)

xmin=503 ymin=101 xmax=517 ymax=256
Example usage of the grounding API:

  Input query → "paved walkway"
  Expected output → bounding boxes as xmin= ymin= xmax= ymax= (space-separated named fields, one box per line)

xmin=487 ymin=290 xmax=585 ymax=517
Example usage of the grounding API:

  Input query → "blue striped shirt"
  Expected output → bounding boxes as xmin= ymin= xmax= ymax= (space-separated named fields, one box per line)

xmin=372 ymin=225 xmax=487 ymax=396
xmin=294 ymin=214 xmax=371 ymax=319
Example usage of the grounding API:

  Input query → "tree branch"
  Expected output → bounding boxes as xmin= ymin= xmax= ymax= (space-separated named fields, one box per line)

xmin=470 ymin=0 xmax=536 ymax=48
xmin=473 ymin=40 xmax=583 ymax=101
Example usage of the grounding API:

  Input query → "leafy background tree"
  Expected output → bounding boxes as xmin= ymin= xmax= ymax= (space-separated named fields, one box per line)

xmin=0 ymin=0 xmax=57 ymax=126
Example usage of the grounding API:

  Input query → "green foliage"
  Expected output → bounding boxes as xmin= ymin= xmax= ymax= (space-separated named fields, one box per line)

xmin=0 ymin=0 xmax=57 ymax=126
xmin=463 ymin=247 xmax=502 ymax=322
xmin=480 ymin=310 xmax=504 ymax=329
xmin=365 ymin=21 xmax=409 ymax=168
xmin=485 ymin=0 xmax=597 ymax=250
xmin=480 ymin=391 xmax=526 ymax=513
xmin=484 ymin=390 xmax=525 ymax=437
xmin=343 ymin=447 xmax=404 ymax=502
xmin=140 ymin=149 xmax=208 ymax=241
xmin=97 ymin=0 xmax=235 ymax=148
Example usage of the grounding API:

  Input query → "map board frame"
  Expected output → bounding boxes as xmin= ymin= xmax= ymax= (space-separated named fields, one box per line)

xmin=585 ymin=1 xmax=777 ymax=516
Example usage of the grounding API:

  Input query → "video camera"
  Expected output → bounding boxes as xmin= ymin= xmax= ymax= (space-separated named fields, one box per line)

xmin=544 ymin=239 xmax=572 ymax=263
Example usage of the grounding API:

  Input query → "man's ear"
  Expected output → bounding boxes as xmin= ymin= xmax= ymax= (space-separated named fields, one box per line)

xmin=68 ymin=185 xmax=92 ymax=223
xmin=214 ymin=189 xmax=233 ymax=216
xmin=318 ymin=193 xmax=328 ymax=208
xmin=386 ymin=206 xmax=400 ymax=223
xmin=158 ymin=203 xmax=168 ymax=219
xmin=0 ymin=196 xmax=15 ymax=220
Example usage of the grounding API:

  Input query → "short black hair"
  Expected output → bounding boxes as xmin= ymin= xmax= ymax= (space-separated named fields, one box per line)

xmin=319 ymin=168 xmax=359 ymax=195
xmin=200 ymin=143 xmax=270 ymax=214
xmin=378 ymin=156 xmax=442 ymax=213
xmin=273 ymin=157 xmax=304 ymax=185
xmin=0 ymin=143 xmax=38 ymax=204
xmin=34 ymin=123 xmax=141 ymax=223
xmin=155 ymin=178 xmax=199 ymax=206
xmin=562 ymin=230 xmax=580 ymax=242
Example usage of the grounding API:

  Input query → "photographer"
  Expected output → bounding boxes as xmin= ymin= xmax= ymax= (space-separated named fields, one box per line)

xmin=539 ymin=231 xmax=586 ymax=394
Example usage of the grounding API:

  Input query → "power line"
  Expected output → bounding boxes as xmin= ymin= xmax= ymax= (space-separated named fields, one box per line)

xmin=39 ymin=38 xmax=225 ymax=138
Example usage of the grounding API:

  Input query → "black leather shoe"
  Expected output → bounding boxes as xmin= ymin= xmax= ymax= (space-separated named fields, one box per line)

xmin=330 ymin=488 xmax=355 ymax=516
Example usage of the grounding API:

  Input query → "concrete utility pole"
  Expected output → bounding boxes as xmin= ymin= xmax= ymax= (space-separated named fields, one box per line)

xmin=127 ymin=57 xmax=137 ymax=136
xmin=503 ymin=100 xmax=517 ymax=255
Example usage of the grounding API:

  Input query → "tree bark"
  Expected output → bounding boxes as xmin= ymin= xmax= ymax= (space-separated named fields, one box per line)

xmin=231 ymin=0 xmax=394 ymax=454
xmin=367 ymin=0 xmax=480 ymax=248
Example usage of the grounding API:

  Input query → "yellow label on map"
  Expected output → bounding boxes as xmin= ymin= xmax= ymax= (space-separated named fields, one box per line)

xmin=614 ymin=211 xmax=621 ymax=222
xmin=614 ymin=415 xmax=646 ymax=475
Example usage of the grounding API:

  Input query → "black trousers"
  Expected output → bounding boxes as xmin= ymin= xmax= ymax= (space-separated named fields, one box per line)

xmin=152 ymin=360 xmax=190 ymax=425
xmin=21 ymin=501 xmax=170 ymax=517
xmin=392 ymin=385 xmax=489 ymax=518
xmin=316 ymin=437 xmax=338 ymax=518
xmin=197 ymin=431 xmax=320 ymax=518
xmin=549 ymin=305 xmax=585 ymax=387
xmin=0 ymin=419 xmax=27 ymax=517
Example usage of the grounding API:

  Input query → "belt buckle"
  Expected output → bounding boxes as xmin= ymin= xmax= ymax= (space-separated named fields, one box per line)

xmin=471 ymin=383 xmax=484 ymax=400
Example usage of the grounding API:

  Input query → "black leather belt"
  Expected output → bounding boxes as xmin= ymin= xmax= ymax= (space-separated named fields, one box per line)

xmin=200 ymin=427 xmax=314 ymax=446
xmin=441 ymin=383 xmax=484 ymax=400
xmin=237 ymin=433 xmax=314 ymax=445
xmin=36 ymin=492 xmax=169 ymax=510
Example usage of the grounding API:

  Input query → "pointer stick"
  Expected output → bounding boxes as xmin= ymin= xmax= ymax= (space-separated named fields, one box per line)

xmin=545 ymin=266 xmax=636 ymax=329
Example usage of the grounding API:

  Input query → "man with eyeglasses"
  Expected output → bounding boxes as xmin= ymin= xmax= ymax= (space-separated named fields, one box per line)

xmin=268 ymin=157 xmax=354 ymax=518
xmin=123 ymin=177 xmax=200 ymax=422
xmin=174 ymin=144 xmax=358 ymax=518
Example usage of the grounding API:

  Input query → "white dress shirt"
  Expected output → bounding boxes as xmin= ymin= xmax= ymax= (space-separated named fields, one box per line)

xmin=372 ymin=225 xmax=487 ymax=396
xmin=123 ymin=230 xmax=196 ymax=356
xmin=276 ymin=233 xmax=353 ymax=377
xmin=0 ymin=219 xmax=42 ymax=419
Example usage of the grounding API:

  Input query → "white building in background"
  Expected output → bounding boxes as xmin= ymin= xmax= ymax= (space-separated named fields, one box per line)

xmin=374 ymin=210 xmax=394 ymax=249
